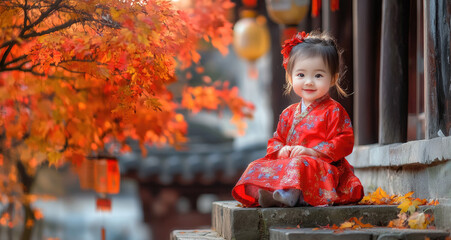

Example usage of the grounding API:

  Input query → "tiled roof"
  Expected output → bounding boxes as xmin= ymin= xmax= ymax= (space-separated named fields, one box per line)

xmin=118 ymin=142 xmax=267 ymax=185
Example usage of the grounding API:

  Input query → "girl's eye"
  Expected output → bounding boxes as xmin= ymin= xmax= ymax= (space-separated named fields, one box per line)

xmin=297 ymin=73 xmax=304 ymax=77
xmin=315 ymin=74 xmax=323 ymax=78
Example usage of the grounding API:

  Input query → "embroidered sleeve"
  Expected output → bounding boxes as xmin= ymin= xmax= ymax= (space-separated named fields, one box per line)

xmin=265 ymin=108 xmax=291 ymax=159
xmin=313 ymin=105 xmax=354 ymax=163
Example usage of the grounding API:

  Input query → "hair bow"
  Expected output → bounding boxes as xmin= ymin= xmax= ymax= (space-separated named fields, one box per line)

xmin=281 ymin=31 xmax=309 ymax=70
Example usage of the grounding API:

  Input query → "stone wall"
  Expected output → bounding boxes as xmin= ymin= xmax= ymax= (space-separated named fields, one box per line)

xmin=347 ymin=136 xmax=451 ymax=230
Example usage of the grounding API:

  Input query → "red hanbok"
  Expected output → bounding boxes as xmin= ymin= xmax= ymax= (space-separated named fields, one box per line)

xmin=232 ymin=95 xmax=364 ymax=207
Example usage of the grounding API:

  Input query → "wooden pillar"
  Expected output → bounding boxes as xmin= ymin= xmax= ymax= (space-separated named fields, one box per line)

xmin=327 ymin=0 xmax=354 ymax=123
xmin=415 ymin=0 xmax=425 ymax=140
xmin=378 ymin=0 xmax=410 ymax=144
xmin=352 ymin=0 xmax=380 ymax=145
xmin=268 ymin=22 xmax=293 ymax=131
xmin=322 ymin=0 xmax=331 ymax=32
xmin=424 ymin=0 xmax=451 ymax=138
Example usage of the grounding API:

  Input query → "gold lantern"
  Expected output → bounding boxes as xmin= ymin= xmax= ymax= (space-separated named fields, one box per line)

xmin=265 ymin=0 xmax=309 ymax=25
xmin=233 ymin=11 xmax=270 ymax=62
xmin=265 ymin=0 xmax=310 ymax=41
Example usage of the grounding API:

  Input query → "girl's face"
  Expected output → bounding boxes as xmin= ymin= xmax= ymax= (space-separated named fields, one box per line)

xmin=290 ymin=55 xmax=336 ymax=106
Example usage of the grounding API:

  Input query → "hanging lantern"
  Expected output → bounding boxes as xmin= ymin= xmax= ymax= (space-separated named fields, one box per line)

xmin=75 ymin=155 xmax=120 ymax=240
xmin=77 ymin=157 xmax=120 ymax=194
xmin=78 ymin=158 xmax=95 ymax=191
xmin=75 ymin=156 xmax=119 ymax=240
xmin=96 ymin=195 xmax=110 ymax=240
xmin=311 ymin=0 xmax=340 ymax=17
xmin=233 ymin=11 xmax=270 ymax=79
xmin=242 ymin=0 xmax=258 ymax=8
xmin=93 ymin=158 xmax=120 ymax=194
xmin=96 ymin=197 xmax=112 ymax=212
xmin=233 ymin=11 xmax=270 ymax=62
xmin=265 ymin=0 xmax=310 ymax=26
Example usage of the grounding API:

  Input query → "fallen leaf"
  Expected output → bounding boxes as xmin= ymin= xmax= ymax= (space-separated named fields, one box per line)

xmin=339 ymin=221 xmax=355 ymax=229
xmin=407 ymin=212 xmax=427 ymax=229
xmin=350 ymin=217 xmax=374 ymax=228
xmin=398 ymin=199 xmax=412 ymax=213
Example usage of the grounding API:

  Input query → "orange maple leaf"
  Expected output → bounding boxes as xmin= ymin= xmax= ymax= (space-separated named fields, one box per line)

xmin=359 ymin=188 xmax=439 ymax=207
xmin=349 ymin=217 xmax=374 ymax=229
xmin=339 ymin=221 xmax=355 ymax=229
xmin=34 ymin=209 xmax=44 ymax=220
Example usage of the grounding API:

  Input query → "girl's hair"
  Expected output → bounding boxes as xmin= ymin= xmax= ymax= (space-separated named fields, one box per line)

xmin=284 ymin=31 xmax=348 ymax=97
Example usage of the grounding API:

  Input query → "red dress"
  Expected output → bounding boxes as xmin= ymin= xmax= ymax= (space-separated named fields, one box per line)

xmin=232 ymin=95 xmax=364 ymax=207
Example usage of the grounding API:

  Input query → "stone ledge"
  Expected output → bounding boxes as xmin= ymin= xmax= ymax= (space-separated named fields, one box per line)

xmin=347 ymin=136 xmax=451 ymax=168
xmin=212 ymin=201 xmax=435 ymax=240
xmin=170 ymin=229 xmax=225 ymax=240
xmin=212 ymin=201 xmax=260 ymax=240
xmin=270 ymin=228 xmax=450 ymax=240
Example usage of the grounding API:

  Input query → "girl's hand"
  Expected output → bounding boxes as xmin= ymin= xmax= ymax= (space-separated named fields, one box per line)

xmin=278 ymin=146 xmax=292 ymax=158
xmin=290 ymin=146 xmax=319 ymax=157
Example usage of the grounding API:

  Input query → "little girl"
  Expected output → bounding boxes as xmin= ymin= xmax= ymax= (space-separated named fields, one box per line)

xmin=232 ymin=31 xmax=364 ymax=207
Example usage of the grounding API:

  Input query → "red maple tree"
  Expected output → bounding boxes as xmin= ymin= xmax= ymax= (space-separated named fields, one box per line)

xmin=0 ymin=0 xmax=253 ymax=238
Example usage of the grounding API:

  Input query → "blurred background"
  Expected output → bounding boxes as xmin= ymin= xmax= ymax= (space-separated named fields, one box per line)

xmin=7 ymin=0 xmax=448 ymax=239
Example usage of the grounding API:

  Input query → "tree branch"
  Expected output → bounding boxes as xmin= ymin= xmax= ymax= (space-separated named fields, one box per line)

xmin=22 ymin=18 xmax=86 ymax=39
xmin=16 ymin=161 xmax=34 ymax=194
xmin=0 ymin=0 xmax=64 ymax=67
xmin=2 ymin=55 xmax=28 ymax=68
xmin=22 ymin=0 xmax=29 ymax=30
xmin=22 ymin=0 xmax=63 ymax=33
xmin=56 ymin=65 xmax=86 ymax=74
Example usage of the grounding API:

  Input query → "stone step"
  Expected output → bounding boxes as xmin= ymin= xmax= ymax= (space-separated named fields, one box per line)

xmin=270 ymin=227 xmax=450 ymax=240
xmin=212 ymin=201 xmax=437 ymax=240
xmin=171 ymin=229 xmax=225 ymax=240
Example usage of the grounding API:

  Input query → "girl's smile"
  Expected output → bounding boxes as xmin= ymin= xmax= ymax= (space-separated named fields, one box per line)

xmin=303 ymin=89 xmax=316 ymax=92
xmin=290 ymin=56 xmax=335 ymax=106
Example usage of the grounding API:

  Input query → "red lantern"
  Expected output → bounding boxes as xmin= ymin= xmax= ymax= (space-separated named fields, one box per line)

xmin=242 ymin=0 xmax=257 ymax=8
xmin=311 ymin=0 xmax=321 ymax=17
xmin=94 ymin=158 xmax=120 ymax=194
xmin=77 ymin=157 xmax=120 ymax=195
xmin=96 ymin=197 xmax=112 ymax=212
xmin=78 ymin=159 xmax=95 ymax=190
xmin=311 ymin=0 xmax=340 ymax=17
xmin=77 ymin=156 xmax=119 ymax=240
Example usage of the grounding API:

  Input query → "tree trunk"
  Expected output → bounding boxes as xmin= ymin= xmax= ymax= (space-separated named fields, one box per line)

xmin=16 ymin=161 xmax=35 ymax=240
xmin=21 ymin=203 xmax=34 ymax=240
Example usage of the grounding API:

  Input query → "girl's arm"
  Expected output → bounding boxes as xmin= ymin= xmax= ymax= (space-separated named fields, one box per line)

xmin=311 ymin=105 xmax=354 ymax=163
xmin=265 ymin=107 xmax=292 ymax=159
